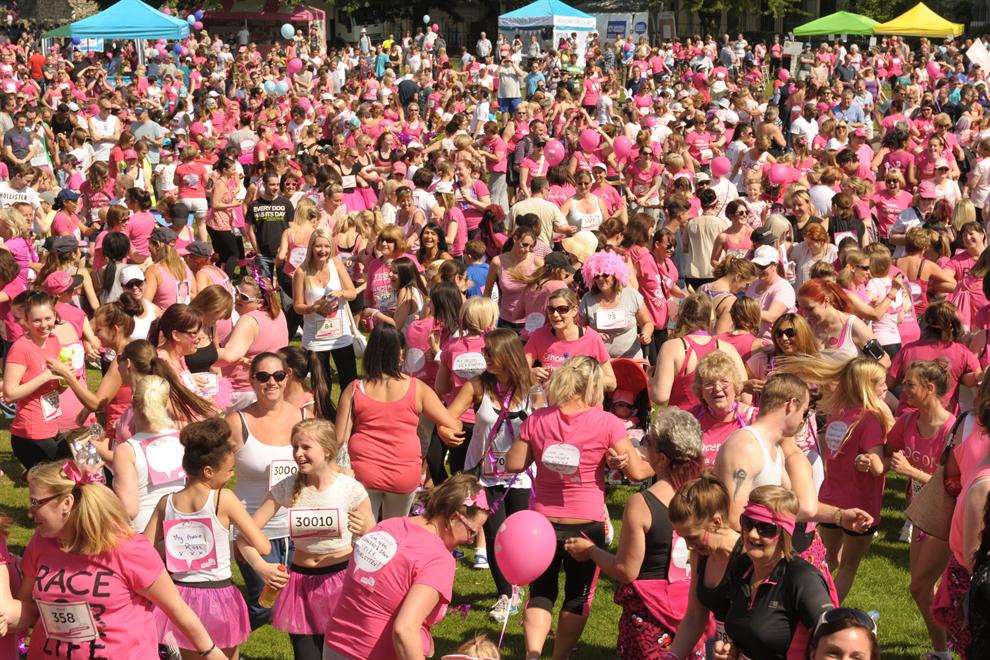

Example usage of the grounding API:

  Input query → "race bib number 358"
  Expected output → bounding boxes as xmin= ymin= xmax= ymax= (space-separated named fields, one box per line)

xmin=37 ymin=601 xmax=99 ymax=643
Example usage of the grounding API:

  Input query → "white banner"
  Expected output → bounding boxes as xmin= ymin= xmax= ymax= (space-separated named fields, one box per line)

xmin=968 ymin=39 xmax=990 ymax=72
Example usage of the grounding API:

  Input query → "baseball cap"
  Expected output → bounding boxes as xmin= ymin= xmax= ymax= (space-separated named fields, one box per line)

xmin=751 ymin=245 xmax=779 ymax=267
xmin=434 ymin=181 xmax=454 ymax=195
xmin=592 ymin=162 xmax=607 ymax=171
xmin=918 ymin=180 xmax=938 ymax=199
xmin=751 ymin=226 xmax=776 ymax=247
xmin=695 ymin=171 xmax=711 ymax=183
xmin=50 ymin=235 xmax=79 ymax=255
xmin=41 ymin=270 xmax=84 ymax=296
xmin=55 ymin=188 xmax=80 ymax=204
xmin=66 ymin=102 xmax=79 ymax=112
xmin=152 ymin=226 xmax=178 ymax=244
xmin=935 ymin=158 xmax=950 ymax=170
xmin=543 ymin=251 xmax=575 ymax=274
xmin=852 ymin=127 xmax=867 ymax=138
xmin=117 ymin=264 xmax=145 ymax=287
xmin=186 ymin=241 xmax=214 ymax=258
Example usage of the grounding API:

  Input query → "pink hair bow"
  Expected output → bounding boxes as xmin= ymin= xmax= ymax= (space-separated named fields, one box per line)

xmin=63 ymin=460 xmax=105 ymax=486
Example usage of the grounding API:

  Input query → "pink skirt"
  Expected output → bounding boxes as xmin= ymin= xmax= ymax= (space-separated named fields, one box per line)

xmin=158 ymin=582 xmax=250 ymax=649
xmin=272 ymin=563 xmax=348 ymax=635
xmin=342 ymin=190 xmax=368 ymax=213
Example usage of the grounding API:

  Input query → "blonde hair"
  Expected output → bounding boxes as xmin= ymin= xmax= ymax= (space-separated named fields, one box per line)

xmin=547 ymin=355 xmax=605 ymax=408
xmin=455 ymin=635 xmax=500 ymax=660
xmin=289 ymin=419 xmax=341 ymax=507
xmin=290 ymin=197 xmax=319 ymax=230
xmin=298 ymin=228 xmax=335 ymax=290
xmin=775 ymin=355 xmax=893 ymax=432
xmin=0 ymin=207 xmax=30 ymax=240
xmin=28 ymin=460 xmax=134 ymax=555
xmin=693 ymin=350 xmax=743 ymax=399
xmin=133 ymin=375 xmax=175 ymax=431
xmin=952 ymin=199 xmax=977 ymax=232
xmin=460 ymin=296 xmax=498 ymax=335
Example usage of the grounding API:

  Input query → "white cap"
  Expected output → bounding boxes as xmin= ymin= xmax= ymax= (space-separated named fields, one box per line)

xmin=118 ymin=264 xmax=145 ymax=286
xmin=67 ymin=102 xmax=80 ymax=112
xmin=751 ymin=245 xmax=778 ymax=267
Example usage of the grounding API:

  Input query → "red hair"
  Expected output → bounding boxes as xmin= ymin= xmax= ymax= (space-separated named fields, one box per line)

xmin=797 ymin=278 xmax=851 ymax=312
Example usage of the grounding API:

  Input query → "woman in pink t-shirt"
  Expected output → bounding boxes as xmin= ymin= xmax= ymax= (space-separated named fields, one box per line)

xmin=485 ymin=226 xmax=543 ymax=329
xmin=885 ymin=360 xmax=955 ymax=657
xmin=323 ymin=474 xmax=488 ymax=660
xmin=506 ymin=356 xmax=653 ymax=660
xmin=692 ymin=350 xmax=759 ymax=467
xmin=3 ymin=292 xmax=86 ymax=471
xmin=174 ymin=146 xmax=209 ymax=238
xmin=12 ymin=460 xmax=227 ymax=659
xmin=144 ymin=226 xmax=197 ymax=309
xmin=218 ymin=276 xmax=289 ymax=403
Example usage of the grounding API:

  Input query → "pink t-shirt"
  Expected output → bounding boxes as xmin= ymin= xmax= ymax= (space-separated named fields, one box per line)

xmin=0 ymin=278 xmax=26 ymax=341
xmin=402 ymin=318 xmax=439 ymax=387
xmin=521 ymin=406 xmax=627 ymax=521
xmin=224 ymin=311 xmax=290 ymax=392
xmin=890 ymin=340 xmax=979 ymax=414
xmin=628 ymin=246 xmax=674 ymax=328
xmin=442 ymin=206 xmax=467 ymax=257
xmin=440 ymin=334 xmax=487 ymax=424
xmin=22 ymin=533 xmax=164 ymax=660
xmin=7 ymin=335 xmax=63 ymax=439
xmin=176 ymin=162 xmax=208 ymax=199
xmin=127 ymin=211 xmax=156 ymax=258
xmin=524 ymin=326 xmax=611 ymax=373
xmin=323 ymin=517 xmax=454 ymax=660
xmin=818 ymin=408 xmax=887 ymax=519
xmin=694 ymin=403 xmax=759 ymax=467
xmin=886 ymin=411 xmax=955 ymax=485
xmin=746 ymin=277 xmax=796 ymax=336
xmin=51 ymin=211 xmax=81 ymax=238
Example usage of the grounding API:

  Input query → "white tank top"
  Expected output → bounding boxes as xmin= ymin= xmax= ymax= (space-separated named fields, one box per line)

xmin=567 ymin=198 xmax=604 ymax=232
xmin=130 ymin=300 xmax=157 ymax=340
xmin=124 ymin=430 xmax=187 ymax=533
xmin=301 ymin=263 xmax=353 ymax=352
xmin=745 ymin=425 xmax=785 ymax=488
xmin=233 ymin=411 xmax=301 ymax=539
xmin=466 ymin=390 xmax=534 ymax=489
xmin=820 ymin=315 xmax=859 ymax=362
xmin=163 ymin=490 xmax=232 ymax=582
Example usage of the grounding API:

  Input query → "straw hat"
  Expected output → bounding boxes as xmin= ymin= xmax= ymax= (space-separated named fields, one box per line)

xmin=561 ymin=230 xmax=599 ymax=265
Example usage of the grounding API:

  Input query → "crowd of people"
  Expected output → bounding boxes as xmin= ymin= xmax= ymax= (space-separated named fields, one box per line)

xmin=1 ymin=7 xmax=990 ymax=659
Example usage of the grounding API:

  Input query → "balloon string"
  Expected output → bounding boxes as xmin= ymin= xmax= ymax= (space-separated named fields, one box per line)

xmin=497 ymin=586 xmax=516 ymax=651
xmin=488 ymin=467 xmax=534 ymax=515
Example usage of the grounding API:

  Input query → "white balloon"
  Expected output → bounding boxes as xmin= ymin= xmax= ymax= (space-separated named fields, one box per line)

xmin=280 ymin=23 xmax=295 ymax=40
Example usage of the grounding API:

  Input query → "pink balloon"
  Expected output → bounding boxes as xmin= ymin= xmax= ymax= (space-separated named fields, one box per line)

xmin=296 ymin=97 xmax=312 ymax=111
xmin=926 ymin=61 xmax=942 ymax=79
xmin=544 ymin=139 xmax=566 ymax=166
xmin=642 ymin=115 xmax=656 ymax=128
xmin=494 ymin=511 xmax=556 ymax=586
xmin=579 ymin=129 xmax=600 ymax=152
xmin=180 ymin=46 xmax=189 ymax=56
xmin=777 ymin=68 xmax=790 ymax=82
xmin=287 ymin=58 xmax=303 ymax=74
xmin=193 ymin=21 xmax=203 ymax=30
xmin=162 ymin=6 xmax=171 ymax=14
xmin=711 ymin=156 xmax=731 ymax=178
xmin=613 ymin=136 xmax=633 ymax=160
xmin=431 ymin=23 xmax=439 ymax=32
xmin=768 ymin=163 xmax=791 ymax=186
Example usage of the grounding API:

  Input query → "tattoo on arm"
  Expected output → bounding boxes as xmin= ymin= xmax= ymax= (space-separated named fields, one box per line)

xmin=732 ymin=468 xmax=747 ymax=498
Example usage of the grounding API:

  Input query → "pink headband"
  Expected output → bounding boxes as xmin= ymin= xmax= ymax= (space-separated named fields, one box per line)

xmin=464 ymin=489 xmax=489 ymax=511
xmin=63 ymin=461 xmax=105 ymax=486
xmin=742 ymin=502 xmax=796 ymax=536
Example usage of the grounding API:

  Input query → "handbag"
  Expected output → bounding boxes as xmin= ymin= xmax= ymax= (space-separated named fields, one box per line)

xmin=905 ymin=414 xmax=967 ymax=540
xmin=344 ymin=304 xmax=366 ymax=358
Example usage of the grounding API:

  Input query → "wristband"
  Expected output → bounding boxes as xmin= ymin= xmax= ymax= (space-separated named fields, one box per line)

xmin=199 ymin=644 xmax=216 ymax=657
xmin=834 ymin=507 xmax=843 ymax=526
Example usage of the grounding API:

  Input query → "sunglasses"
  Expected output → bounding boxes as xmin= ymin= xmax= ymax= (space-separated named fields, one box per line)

xmin=814 ymin=607 xmax=878 ymax=637
xmin=236 ymin=291 xmax=258 ymax=303
xmin=455 ymin=511 xmax=482 ymax=540
xmin=855 ymin=264 xmax=871 ymax=271
xmin=546 ymin=304 xmax=572 ymax=316
xmin=775 ymin=327 xmax=797 ymax=339
xmin=29 ymin=493 xmax=63 ymax=511
xmin=740 ymin=513 xmax=781 ymax=539
xmin=123 ymin=279 xmax=143 ymax=289
xmin=252 ymin=370 xmax=287 ymax=383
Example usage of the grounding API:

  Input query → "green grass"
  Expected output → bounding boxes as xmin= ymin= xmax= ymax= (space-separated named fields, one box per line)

xmin=0 ymin=370 xmax=933 ymax=658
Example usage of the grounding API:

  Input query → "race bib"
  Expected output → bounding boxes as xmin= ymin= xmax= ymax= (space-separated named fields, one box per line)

xmin=908 ymin=280 xmax=922 ymax=305
xmin=823 ymin=420 xmax=850 ymax=455
xmin=404 ymin=347 xmax=426 ymax=374
xmin=268 ymin=459 xmax=298 ymax=490
xmin=162 ymin=517 xmax=218 ymax=572
xmin=193 ymin=372 xmax=219 ymax=397
xmin=482 ymin=450 xmax=508 ymax=478
xmin=177 ymin=280 xmax=191 ymax=304
xmin=139 ymin=436 xmax=186 ymax=487
xmin=37 ymin=601 xmax=98 ymax=643
xmin=40 ymin=390 xmax=62 ymax=422
xmin=699 ymin=148 xmax=714 ymax=162
xmin=289 ymin=507 xmax=342 ymax=540
xmin=542 ymin=443 xmax=581 ymax=483
xmin=596 ymin=308 xmax=628 ymax=331
xmin=376 ymin=290 xmax=397 ymax=312
xmin=451 ymin=351 xmax=487 ymax=379
xmin=314 ymin=314 xmax=343 ymax=341
xmin=833 ymin=230 xmax=856 ymax=247
xmin=524 ymin=312 xmax=545 ymax=334
xmin=340 ymin=174 xmax=357 ymax=189
xmin=580 ymin=214 xmax=602 ymax=231
xmin=183 ymin=173 xmax=200 ymax=187
xmin=180 ymin=370 xmax=197 ymax=392
xmin=288 ymin=246 xmax=307 ymax=268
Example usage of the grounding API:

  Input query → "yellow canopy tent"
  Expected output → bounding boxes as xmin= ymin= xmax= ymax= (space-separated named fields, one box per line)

xmin=873 ymin=2 xmax=964 ymax=38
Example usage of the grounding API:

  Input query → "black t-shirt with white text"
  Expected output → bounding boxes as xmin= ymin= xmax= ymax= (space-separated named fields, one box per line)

xmin=246 ymin=195 xmax=293 ymax=259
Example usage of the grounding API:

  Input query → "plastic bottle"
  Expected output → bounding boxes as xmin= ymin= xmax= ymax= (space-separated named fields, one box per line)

xmin=258 ymin=565 xmax=287 ymax=607
xmin=529 ymin=384 xmax=546 ymax=409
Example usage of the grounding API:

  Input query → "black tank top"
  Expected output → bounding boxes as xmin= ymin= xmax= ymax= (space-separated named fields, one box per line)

xmin=696 ymin=538 xmax=743 ymax=622
xmin=638 ymin=489 xmax=675 ymax=580
xmin=186 ymin=341 xmax=218 ymax=373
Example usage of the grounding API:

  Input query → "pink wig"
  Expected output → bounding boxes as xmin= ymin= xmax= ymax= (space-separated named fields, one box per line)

xmin=582 ymin=250 xmax=630 ymax=287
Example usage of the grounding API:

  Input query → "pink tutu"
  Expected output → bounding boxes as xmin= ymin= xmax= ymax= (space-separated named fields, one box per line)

xmin=272 ymin=564 xmax=348 ymax=635
xmin=360 ymin=186 xmax=379 ymax=209
xmin=159 ymin=582 xmax=250 ymax=649
xmin=342 ymin=189 xmax=368 ymax=213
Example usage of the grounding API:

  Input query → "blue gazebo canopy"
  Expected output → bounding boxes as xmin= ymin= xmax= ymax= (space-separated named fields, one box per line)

xmin=44 ymin=0 xmax=190 ymax=40
xmin=499 ymin=0 xmax=597 ymax=32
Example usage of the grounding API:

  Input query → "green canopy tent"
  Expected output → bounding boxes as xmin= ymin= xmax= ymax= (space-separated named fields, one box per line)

xmin=793 ymin=10 xmax=878 ymax=36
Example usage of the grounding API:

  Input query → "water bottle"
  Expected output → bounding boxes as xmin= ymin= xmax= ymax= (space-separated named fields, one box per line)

xmin=529 ymin=384 xmax=546 ymax=409
xmin=258 ymin=565 xmax=287 ymax=608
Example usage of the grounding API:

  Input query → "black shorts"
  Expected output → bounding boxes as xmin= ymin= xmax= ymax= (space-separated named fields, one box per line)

xmin=528 ymin=521 xmax=607 ymax=616
xmin=819 ymin=522 xmax=880 ymax=538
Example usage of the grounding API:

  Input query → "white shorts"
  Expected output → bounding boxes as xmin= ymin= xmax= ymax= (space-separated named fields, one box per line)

xmin=179 ymin=197 xmax=209 ymax=219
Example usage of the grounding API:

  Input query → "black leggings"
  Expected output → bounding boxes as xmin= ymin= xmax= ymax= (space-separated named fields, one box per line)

xmin=529 ymin=521 xmax=607 ymax=615
xmin=483 ymin=486 xmax=532 ymax=597
xmin=426 ymin=423 xmax=473 ymax=486
xmin=289 ymin=633 xmax=323 ymax=660
xmin=312 ymin=345 xmax=358 ymax=398
xmin=11 ymin=435 xmax=67 ymax=472
xmin=206 ymin=227 xmax=242 ymax=279
xmin=277 ymin=270 xmax=302 ymax=342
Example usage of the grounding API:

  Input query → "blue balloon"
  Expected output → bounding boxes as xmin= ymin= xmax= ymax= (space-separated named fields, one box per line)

xmin=280 ymin=23 xmax=295 ymax=40
xmin=275 ymin=81 xmax=289 ymax=96
xmin=187 ymin=15 xmax=196 ymax=25
xmin=173 ymin=43 xmax=183 ymax=55
xmin=71 ymin=37 xmax=81 ymax=45
xmin=263 ymin=80 xmax=276 ymax=94
xmin=194 ymin=9 xmax=204 ymax=20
